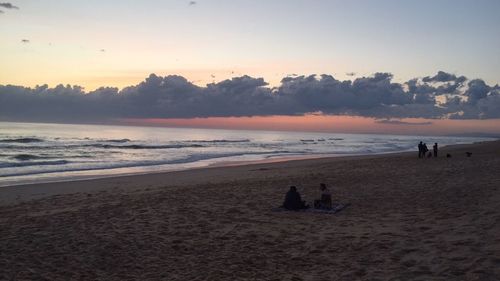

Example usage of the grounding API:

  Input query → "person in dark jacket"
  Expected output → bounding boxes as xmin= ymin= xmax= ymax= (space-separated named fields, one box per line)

xmin=423 ymin=143 xmax=429 ymax=157
xmin=283 ymin=186 xmax=308 ymax=210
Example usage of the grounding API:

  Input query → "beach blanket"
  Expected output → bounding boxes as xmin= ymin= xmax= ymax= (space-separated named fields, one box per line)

xmin=272 ymin=203 xmax=350 ymax=214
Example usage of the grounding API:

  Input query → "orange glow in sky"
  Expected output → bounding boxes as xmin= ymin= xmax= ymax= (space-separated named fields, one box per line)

xmin=121 ymin=115 xmax=500 ymax=136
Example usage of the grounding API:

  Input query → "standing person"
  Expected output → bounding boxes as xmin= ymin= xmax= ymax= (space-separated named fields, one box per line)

xmin=433 ymin=143 xmax=438 ymax=157
xmin=423 ymin=143 xmax=429 ymax=157
xmin=418 ymin=141 xmax=423 ymax=158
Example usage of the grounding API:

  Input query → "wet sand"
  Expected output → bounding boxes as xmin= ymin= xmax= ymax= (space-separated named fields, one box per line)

xmin=1 ymin=141 xmax=499 ymax=280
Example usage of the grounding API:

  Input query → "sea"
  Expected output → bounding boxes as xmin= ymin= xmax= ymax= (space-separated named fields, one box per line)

xmin=0 ymin=121 xmax=493 ymax=187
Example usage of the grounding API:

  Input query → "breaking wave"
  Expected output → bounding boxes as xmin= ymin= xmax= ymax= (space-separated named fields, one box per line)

xmin=0 ymin=137 xmax=44 ymax=143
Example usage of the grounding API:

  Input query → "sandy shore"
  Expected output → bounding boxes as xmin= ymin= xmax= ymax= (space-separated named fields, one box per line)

xmin=1 ymin=141 xmax=499 ymax=280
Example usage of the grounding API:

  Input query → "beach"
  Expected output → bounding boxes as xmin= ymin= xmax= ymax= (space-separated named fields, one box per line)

xmin=1 ymin=140 xmax=499 ymax=280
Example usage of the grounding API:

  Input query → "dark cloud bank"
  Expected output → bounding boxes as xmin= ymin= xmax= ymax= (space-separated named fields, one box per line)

xmin=0 ymin=2 xmax=19 ymax=9
xmin=1 ymin=71 xmax=499 ymax=123
xmin=0 ymin=2 xmax=18 ymax=13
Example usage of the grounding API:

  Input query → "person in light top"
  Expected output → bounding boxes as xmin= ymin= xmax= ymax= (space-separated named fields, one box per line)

xmin=318 ymin=183 xmax=332 ymax=209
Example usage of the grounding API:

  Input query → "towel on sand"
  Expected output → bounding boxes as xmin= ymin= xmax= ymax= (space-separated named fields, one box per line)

xmin=272 ymin=203 xmax=350 ymax=214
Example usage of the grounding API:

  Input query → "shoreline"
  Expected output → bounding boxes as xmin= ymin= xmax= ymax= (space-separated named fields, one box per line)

xmin=0 ymin=151 xmax=402 ymax=206
xmin=0 ymin=139 xmax=494 ymax=206
xmin=1 ymin=137 xmax=491 ymax=189
xmin=0 ymin=149 xmax=415 ymax=189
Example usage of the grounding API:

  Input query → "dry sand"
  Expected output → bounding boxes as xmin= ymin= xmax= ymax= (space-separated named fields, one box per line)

xmin=1 ymin=141 xmax=499 ymax=280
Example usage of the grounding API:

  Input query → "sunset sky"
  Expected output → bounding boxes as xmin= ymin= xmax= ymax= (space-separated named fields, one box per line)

xmin=1 ymin=0 xmax=500 ymax=135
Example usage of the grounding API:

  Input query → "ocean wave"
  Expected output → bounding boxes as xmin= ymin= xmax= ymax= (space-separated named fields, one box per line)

xmin=88 ymin=143 xmax=205 ymax=149
xmin=382 ymin=143 xmax=411 ymax=149
xmin=0 ymin=160 xmax=69 ymax=168
xmin=189 ymin=139 xmax=251 ymax=143
xmin=11 ymin=154 xmax=44 ymax=161
xmin=0 ymin=143 xmax=205 ymax=150
xmin=0 ymin=137 xmax=44 ymax=143
xmin=9 ymin=154 xmax=91 ymax=161
xmin=101 ymin=139 xmax=131 ymax=143
xmin=78 ymin=138 xmax=131 ymax=143
xmin=0 ymin=150 xmax=292 ymax=177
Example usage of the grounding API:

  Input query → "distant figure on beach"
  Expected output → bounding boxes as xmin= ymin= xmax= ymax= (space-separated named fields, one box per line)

xmin=283 ymin=186 xmax=308 ymax=210
xmin=314 ymin=183 xmax=332 ymax=209
xmin=423 ymin=143 xmax=429 ymax=158
xmin=447 ymin=153 xmax=452 ymax=158
xmin=466 ymin=152 xmax=472 ymax=157
xmin=433 ymin=143 xmax=438 ymax=157
xmin=418 ymin=141 xmax=423 ymax=158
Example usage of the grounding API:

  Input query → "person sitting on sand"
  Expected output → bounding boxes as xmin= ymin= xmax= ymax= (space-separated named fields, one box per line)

xmin=315 ymin=183 xmax=332 ymax=209
xmin=283 ymin=186 xmax=308 ymax=210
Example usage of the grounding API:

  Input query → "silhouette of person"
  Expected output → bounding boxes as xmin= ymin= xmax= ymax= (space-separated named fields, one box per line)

xmin=418 ymin=141 xmax=423 ymax=158
xmin=423 ymin=143 xmax=429 ymax=157
xmin=319 ymin=183 xmax=332 ymax=209
xmin=433 ymin=143 xmax=438 ymax=157
xmin=283 ymin=186 xmax=308 ymax=210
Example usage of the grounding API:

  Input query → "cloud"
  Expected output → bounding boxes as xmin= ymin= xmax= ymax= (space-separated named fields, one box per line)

xmin=188 ymin=1 xmax=197 ymax=5
xmin=422 ymin=71 xmax=465 ymax=83
xmin=375 ymin=119 xmax=433 ymax=126
xmin=1 ymin=71 xmax=499 ymax=123
xmin=0 ymin=2 xmax=18 ymax=9
xmin=464 ymin=79 xmax=490 ymax=105
xmin=21 ymin=39 xmax=29 ymax=43
xmin=275 ymin=73 xmax=414 ymax=118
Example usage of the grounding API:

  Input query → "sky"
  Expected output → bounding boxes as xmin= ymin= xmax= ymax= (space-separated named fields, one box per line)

xmin=1 ymin=0 xmax=500 ymax=135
